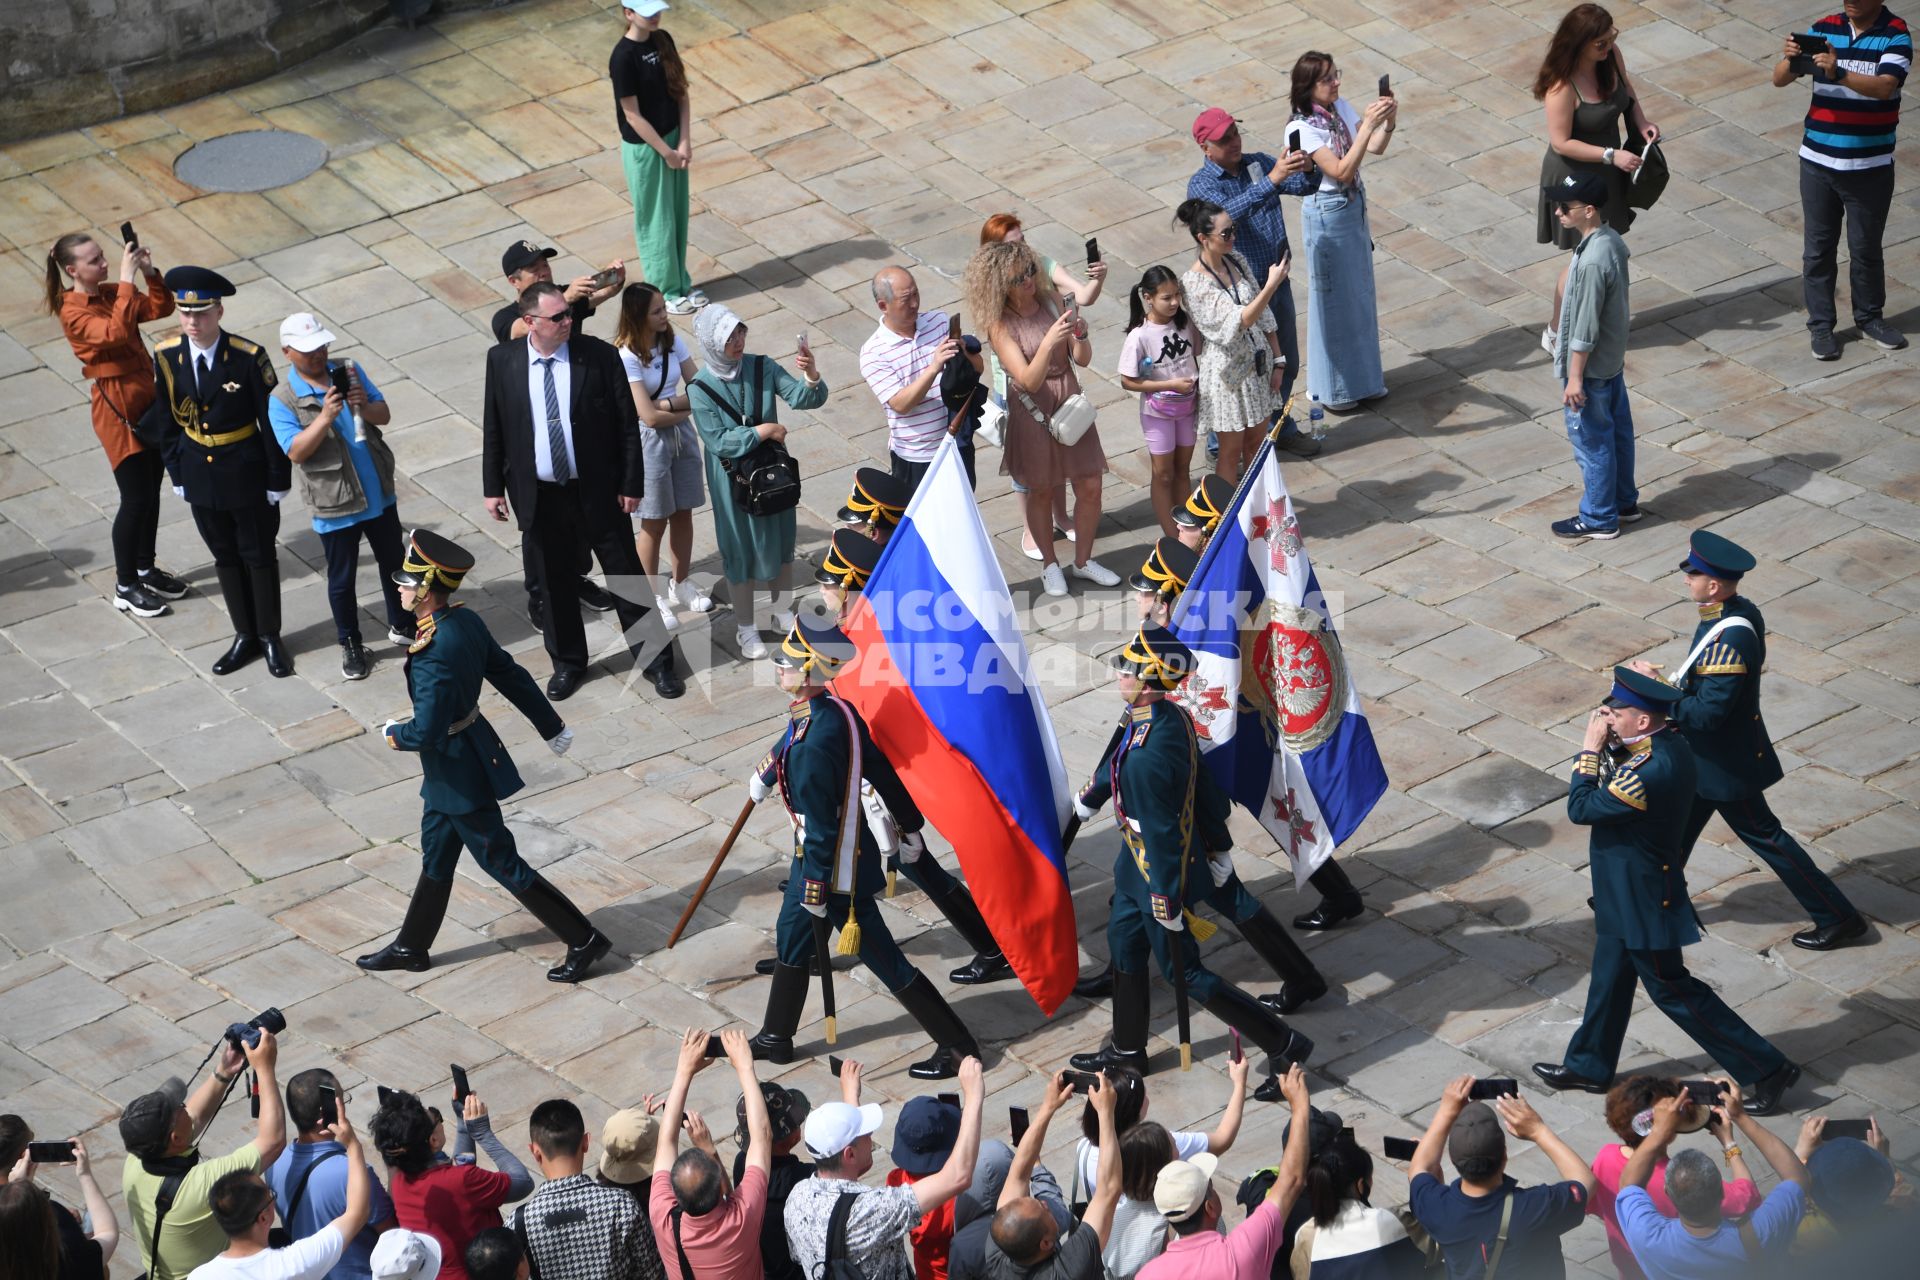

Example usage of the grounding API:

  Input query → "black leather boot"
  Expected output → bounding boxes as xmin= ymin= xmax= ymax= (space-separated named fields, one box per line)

xmin=357 ymin=875 xmax=454 ymax=972
xmin=1294 ymin=861 xmax=1364 ymax=930
xmin=211 ymin=565 xmax=260 ymax=675
xmin=922 ymin=876 xmax=1013 ymax=985
xmin=1070 ymin=966 xmax=1151 ymax=1075
xmin=751 ymin=961 xmax=811 ymax=1062
xmin=642 ymin=641 xmax=686 ymax=699
xmin=895 ymin=971 xmax=984 ymax=1079
xmin=1073 ymin=964 xmax=1115 ymax=998
xmin=1200 ymin=983 xmax=1313 ymax=1100
xmin=514 ymin=874 xmax=611 ymax=983
xmin=1239 ymin=907 xmax=1330 ymax=1014
xmin=754 ymin=953 xmax=818 ymax=977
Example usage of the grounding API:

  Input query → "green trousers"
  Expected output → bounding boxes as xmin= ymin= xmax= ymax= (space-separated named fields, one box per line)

xmin=622 ymin=131 xmax=691 ymax=299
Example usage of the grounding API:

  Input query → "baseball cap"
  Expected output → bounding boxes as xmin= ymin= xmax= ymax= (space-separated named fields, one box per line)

xmin=1152 ymin=1152 xmax=1219 ymax=1222
xmin=1281 ymin=1104 xmax=1345 ymax=1159
xmin=620 ymin=0 xmax=671 ymax=15
xmin=891 ymin=1097 xmax=962 ymax=1175
xmin=737 ymin=1082 xmax=811 ymax=1146
xmin=501 ymin=239 xmax=558 ymax=276
xmin=1555 ymin=171 xmax=1611 ymax=210
xmin=1448 ymin=1101 xmax=1506 ymax=1173
xmin=118 ymin=1077 xmax=187 ymax=1160
xmin=371 ymin=1228 xmax=443 ymax=1280
xmin=803 ymin=1101 xmax=884 ymax=1160
xmin=1191 ymin=107 xmax=1237 ymax=144
xmin=599 ymin=1107 xmax=662 ymax=1185
xmin=1807 ymin=1138 xmax=1896 ymax=1223
xmin=279 ymin=313 xmax=337 ymax=353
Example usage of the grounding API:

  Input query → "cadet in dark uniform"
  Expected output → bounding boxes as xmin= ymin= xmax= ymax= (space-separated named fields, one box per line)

xmin=357 ymin=530 xmax=612 ymax=984
xmin=1130 ymin=536 xmax=1199 ymax=626
xmin=1534 ymin=667 xmax=1799 ymax=1115
xmin=1629 ymin=530 xmax=1866 ymax=951
xmin=748 ymin=619 xmax=982 ymax=1079
xmin=145 ymin=267 xmax=295 ymax=677
xmin=837 ymin=466 xmax=910 ymax=544
xmin=1170 ymin=473 xmax=1233 ymax=553
xmin=1071 ymin=626 xmax=1312 ymax=1101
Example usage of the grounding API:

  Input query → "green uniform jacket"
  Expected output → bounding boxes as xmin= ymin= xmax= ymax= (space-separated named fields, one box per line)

xmin=1112 ymin=699 xmax=1233 ymax=923
xmin=390 ymin=607 xmax=564 ymax=815
xmin=1569 ymin=727 xmax=1700 ymax=951
xmin=1668 ymin=597 xmax=1782 ymax=803
xmin=776 ymin=692 xmax=923 ymax=905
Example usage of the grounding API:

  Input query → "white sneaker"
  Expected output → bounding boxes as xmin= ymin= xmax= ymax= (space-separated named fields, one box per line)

xmin=666 ymin=295 xmax=699 ymax=316
xmin=388 ymin=627 xmax=416 ymax=647
xmin=1070 ymin=559 xmax=1120 ymax=587
xmin=772 ymin=609 xmax=796 ymax=633
xmin=1541 ymin=326 xmax=1558 ymax=357
xmin=1064 ymin=528 xmax=1077 ymax=544
xmin=736 ymin=625 xmax=767 ymax=659
xmin=672 ymin=577 xmax=713 ymax=612
xmin=687 ymin=288 xmax=709 ymax=307
xmin=1041 ymin=564 xmax=1068 ymax=597
xmin=654 ymin=594 xmax=681 ymax=631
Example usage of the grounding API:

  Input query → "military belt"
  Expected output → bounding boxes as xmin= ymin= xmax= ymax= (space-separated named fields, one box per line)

xmin=182 ymin=421 xmax=258 ymax=448
xmin=447 ymin=707 xmax=479 ymax=735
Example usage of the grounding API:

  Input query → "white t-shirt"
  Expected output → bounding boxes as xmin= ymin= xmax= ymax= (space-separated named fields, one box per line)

xmin=187 ymin=1227 xmax=344 ymax=1280
xmin=1296 ymin=99 xmax=1363 ymax=193
xmin=1073 ymin=1130 xmax=1209 ymax=1207
xmin=1117 ymin=320 xmax=1199 ymax=418
xmin=620 ymin=336 xmax=693 ymax=402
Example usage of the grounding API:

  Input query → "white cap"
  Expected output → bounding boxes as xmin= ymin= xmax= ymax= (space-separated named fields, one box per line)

xmin=280 ymin=312 xmax=337 ymax=353
xmin=1152 ymin=1152 xmax=1220 ymax=1222
xmin=803 ymin=1101 xmax=884 ymax=1159
xmin=620 ymin=0 xmax=670 ymax=14
xmin=370 ymin=1229 xmax=443 ymax=1280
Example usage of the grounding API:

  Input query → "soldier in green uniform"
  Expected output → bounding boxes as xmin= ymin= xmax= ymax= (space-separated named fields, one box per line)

xmin=1170 ymin=473 xmax=1233 ymax=554
xmin=1070 ymin=625 xmax=1312 ymax=1101
xmin=144 ymin=267 xmax=296 ymax=678
xmin=1628 ymin=530 xmax=1866 ymax=951
xmin=837 ymin=466 xmax=909 ymax=544
xmin=747 ymin=618 xmax=982 ymax=1079
xmin=357 ymin=530 xmax=612 ymax=984
xmin=1130 ymin=536 xmax=1199 ymax=626
xmin=1534 ymin=666 xmax=1799 ymax=1115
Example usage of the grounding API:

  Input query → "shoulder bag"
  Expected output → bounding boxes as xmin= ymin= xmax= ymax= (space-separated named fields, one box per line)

xmin=692 ymin=356 xmax=802 ymax=516
xmin=132 ymin=1171 xmax=186 ymax=1280
xmin=1009 ymin=308 xmax=1097 ymax=447
xmin=265 ymin=1148 xmax=344 ymax=1248
xmin=815 ymin=1189 xmax=864 ymax=1280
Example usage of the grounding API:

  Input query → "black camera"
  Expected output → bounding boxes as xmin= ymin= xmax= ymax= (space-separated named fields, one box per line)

xmin=225 ymin=1007 xmax=286 ymax=1050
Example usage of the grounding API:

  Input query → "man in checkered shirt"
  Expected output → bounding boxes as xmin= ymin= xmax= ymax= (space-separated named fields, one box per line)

xmin=786 ymin=1057 xmax=985 ymax=1280
xmin=511 ymin=1099 xmax=661 ymax=1280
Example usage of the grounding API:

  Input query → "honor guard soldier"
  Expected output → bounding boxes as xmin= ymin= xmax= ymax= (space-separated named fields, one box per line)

xmin=358 ymin=530 xmax=612 ymax=984
xmin=1130 ymin=536 xmax=1199 ymax=626
xmin=1630 ymin=530 xmax=1866 ymax=951
xmin=748 ymin=619 xmax=983 ymax=1079
xmin=1534 ymin=667 xmax=1799 ymax=1114
xmin=1071 ymin=626 xmax=1313 ymax=1100
xmin=815 ymin=526 xmax=881 ymax=619
xmin=146 ymin=266 xmax=296 ymax=677
xmin=837 ymin=467 xmax=910 ymax=543
xmin=1170 ymin=473 xmax=1233 ymax=552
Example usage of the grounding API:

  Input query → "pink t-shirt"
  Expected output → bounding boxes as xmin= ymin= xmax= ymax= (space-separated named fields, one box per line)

xmin=649 ymin=1163 xmax=769 ymax=1280
xmin=1588 ymin=1143 xmax=1762 ymax=1280
xmin=1117 ymin=321 xmax=1199 ymax=419
xmin=1137 ymin=1198 xmax=1281 ymax=1280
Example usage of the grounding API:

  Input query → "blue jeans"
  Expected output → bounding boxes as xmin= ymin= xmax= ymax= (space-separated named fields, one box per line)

xmin=1563 ymin=370 xmax=1637 ymax=528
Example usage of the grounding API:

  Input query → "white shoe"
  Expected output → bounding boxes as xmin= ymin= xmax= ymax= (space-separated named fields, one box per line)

xmin=772 ymin=609 xmax=796 ymax=633
xmin=1041 ymin=564 xmax=1068 ymax=597
xmin=1064 ymin=528 xmax=1077 ymax=544
xmin=666 ymin=295 xmax=699 ymax=316
xmin=672 ymin=577 xmax=713 ymax=612
xmin=736 ymin=625 xmax=767 ymax=659
xmin=1022 ymin=543 xmax=1044 ymax=561
xmin=388 ymin=627 xmax=416 ymax=647
xmin=687 ymin=288 xmax=709 ymax=307
xmin=654 ymin=594 xmax=681 ymax=631
xmin=1541 ymin=326 xmax=1558 ymax=357
xmin=1070 ymin=559 xmax=1119 ymax=587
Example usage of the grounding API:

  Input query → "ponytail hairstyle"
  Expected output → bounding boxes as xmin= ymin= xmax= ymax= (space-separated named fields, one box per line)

xmin=1126 ymin=265 xmax=1188 ymax=333
xmin=44 ymin=232 xmax=94 ymax=316
xmin=1304 ymin=1137 xmax=1375 ymax=1227
xmin=1172 ymin=199 xmax=1225 ymax=247
xmin=1289 ymin=52 xmax=1335 ymax=119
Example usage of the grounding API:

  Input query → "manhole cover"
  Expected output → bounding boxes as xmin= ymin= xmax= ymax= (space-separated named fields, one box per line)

xmin=175 ymin=130 xmax=330 ymax=193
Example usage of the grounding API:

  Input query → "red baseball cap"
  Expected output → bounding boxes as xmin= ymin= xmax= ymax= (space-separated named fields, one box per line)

xmin=1191 ymin=107 xmax=1237 ymax=144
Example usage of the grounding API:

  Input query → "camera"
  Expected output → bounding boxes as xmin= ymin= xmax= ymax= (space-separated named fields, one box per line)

xmin=224 ymin=1007 xmax=286 ymax=1050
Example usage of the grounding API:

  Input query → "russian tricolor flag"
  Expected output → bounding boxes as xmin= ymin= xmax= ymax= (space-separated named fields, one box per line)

xmin=832 ymin=438 xmax=1077 ymax=1014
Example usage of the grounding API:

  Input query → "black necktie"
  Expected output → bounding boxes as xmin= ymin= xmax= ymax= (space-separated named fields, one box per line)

xmin=196 ymin=354 xmax=212 ymax=402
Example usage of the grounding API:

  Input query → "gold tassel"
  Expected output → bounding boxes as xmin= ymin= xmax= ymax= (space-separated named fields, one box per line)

xmin=825 ymin=1015 xmax=837 ymax=1046
xmin=1184 ymin=911 xmax=1218 ymax=942
xmin=837 ymin=899 xmax=861 ymax=956
xmin=886 ymin=869 xmax=897 ymax=898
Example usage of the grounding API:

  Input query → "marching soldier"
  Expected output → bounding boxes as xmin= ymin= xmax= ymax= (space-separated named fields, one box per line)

xmin=357 ymin=530 xmax=612 ymax=984
xmin=1071 ymin=625 xmax=1312 ymax=1101
xmin=1534 ymin=667 xmax=1799 ymax=1114
xmin=1130 ymin=536 xmax=1199 ymax=626
xmin=837 ymin=466 xmax=910 ymax=543
xmin=1629 ymin=530 xmax=1866 ymax=951
xmin=145 ymin=267 xmax=295 ymax=677
xmin=747 ymin=618 xmax=982 ymax=1079
xmin=1170 ymin=473 xmax=1233 ymax=552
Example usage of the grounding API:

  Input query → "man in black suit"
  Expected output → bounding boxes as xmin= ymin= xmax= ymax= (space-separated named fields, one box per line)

xmin=482 ymin=281 xmax=682 ymax=700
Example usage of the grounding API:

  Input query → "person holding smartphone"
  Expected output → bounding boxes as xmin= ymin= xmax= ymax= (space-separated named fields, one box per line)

xmin=1 ymin=1126 xmax=120 ymax=1280
xmin=1174 ymin=200 xmax=1286 ymax=485
xmin=266 ymin=1070 xmax=397 ymax=1280
xmin=861 ymin=266 xmax=983 ymax=493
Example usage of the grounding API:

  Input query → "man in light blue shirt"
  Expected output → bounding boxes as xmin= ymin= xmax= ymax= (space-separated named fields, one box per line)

xmin=267 ymin=1069 xmax=396 ymax=1280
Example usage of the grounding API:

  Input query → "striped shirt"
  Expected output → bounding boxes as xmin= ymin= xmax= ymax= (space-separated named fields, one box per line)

xmin=861 ymin=311 xmax=952 ymax=462
xmin=1798 ymin=8 xmax=1910 ymax=169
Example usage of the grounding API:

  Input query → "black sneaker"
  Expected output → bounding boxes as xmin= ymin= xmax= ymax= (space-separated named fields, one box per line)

xmin=340 ymin=636 xmax=369 ymax=681
xmin=138 ymin=567 xmax=189 ymax=599
xmin=1811 ymin=329 xmax=1840 ymax=361
xmin=577 ymin=577 xmax=616 ymax=612
xmin=1551 ymin=516 xmax=1620 ymax=541
xmin=114 ymin=582 xmax=170 ymax=617
xmin=1618 ymin=504 xmax=1644 ymax=523
xmin=1861 ymin=319 xmax=1908 ymax=351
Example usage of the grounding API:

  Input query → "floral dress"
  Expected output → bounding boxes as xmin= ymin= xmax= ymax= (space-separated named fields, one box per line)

xmin=1182 ymin=250 xmax=1276 ymax=435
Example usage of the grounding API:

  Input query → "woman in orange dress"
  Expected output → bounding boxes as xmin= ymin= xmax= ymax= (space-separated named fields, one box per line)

xmin=47 ymin=231 xmax=185 ymax=616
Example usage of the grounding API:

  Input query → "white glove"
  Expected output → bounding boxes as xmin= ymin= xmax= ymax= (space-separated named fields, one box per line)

xmin=266 ymin=490 xmax=288 ymax=505
xmin=861 ymin=786 xmax=899 ymax=855
xmin=1156 ymin=912 xmax=1185 ymax=932
xmin=748 ymin=771 xmax=772 ymax=804
xmin=1207 ymin=848 xmax=1235 ymax=888
xmin=172 ymin=485 xmax=185 ymax=498
xmin=898 ymin=830 xmax=926 ymax=864
xmin=547 ymin=726 xmax=573 ymax=755
xmin=380 ymin=718 xmax=403 ymax=748
xmin=802 ymin=900 xmax=828 ymax=919
xmin=1072 ymin=794 xmax=1098 ymax=823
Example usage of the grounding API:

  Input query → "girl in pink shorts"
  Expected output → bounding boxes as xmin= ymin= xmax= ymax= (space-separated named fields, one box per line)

xmin=1118 ymin=266 xmax=1203 ymax=535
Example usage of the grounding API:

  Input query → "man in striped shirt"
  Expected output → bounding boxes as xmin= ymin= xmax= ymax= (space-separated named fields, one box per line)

xmin=860 ymin=267 xmax=982 ymax=490
xmin=1776 ymin=2 xmax=1911 ymax=359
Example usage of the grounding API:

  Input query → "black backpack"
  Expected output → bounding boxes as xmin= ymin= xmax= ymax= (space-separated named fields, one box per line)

xmin=694 ymin=357 xmax=802 ymax=517
xmin=813 ymin=1191 xmax=863 ymax=1280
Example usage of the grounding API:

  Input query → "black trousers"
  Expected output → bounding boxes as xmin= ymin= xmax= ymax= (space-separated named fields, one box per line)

xmin=527 ymin=481 xmax=649 ymax=673
xmin=1681 ymin=792 xmax=1857 ymax=929
xmin=520 ymin=518 xmax=593 ymax=602
xmin=1800 ymin=159 xmax=1895 ymax=332
xmin=1565 ymin=936 xmax=1786 ymax=1085
xmin=111 ymin=449 xmax=165 ymax=585
xmin=318 ymin=504 xmax=410 ymax=644
xmin=192 ymin=500 xmax=280 ymax=570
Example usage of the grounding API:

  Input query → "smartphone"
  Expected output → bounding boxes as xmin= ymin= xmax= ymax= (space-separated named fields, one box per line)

xmin=796 ymin=332 xmax=811 ymax=358
xmin=1085 ymin=237 xmax=1101 ymax=266
xmin=120 ymin=221 xmax=138 ymax=249
xmin=1822 ymin=1117 xmax=1872 ymax=1142
xmin=590 ymin=267 xmax=621 ymax=290
xmin=1229 ymin=1027 xmax=1243 ymax=1065
xmin=317 ymin=1082 xmax=340 ymax=1128
xmin=25 ymin=1141 xmax=77 ymax=1164
xmin=329 ymin=364 xmax=352 ymax=399
xmin=937 ymin=1092 xmax=961 ymax=1109
xmin=1467 ymin=1078 xmax=1518 ymax=1101
xmin=947 ymin=312 xmax=962 ymax=341
xmin=1682 ymin=1080 xmax=1724 ymax=1107
xmin=704 ymin=1034 xmax=726 ymax=1059
xmin=828 ymin=1055 xmax=845 ymax=1077
xmin=1009 ymin=1106 xmax=1030 ymax=1145
xmin=1284 ymin=124 xmax=1304 ymax=154
xmin=1378 ymin=74 xmax=1392 ymax=97
xmin=450 ymin=1063 xmax=471 ymax=1110
xmin=1061 ymin=297 xmax=1079 ymax=326
xmin=1062 ymin=1069 xmax=1101 ymax=1094
xmin=1382 ymin=1136 xmax=1419 ymax=1160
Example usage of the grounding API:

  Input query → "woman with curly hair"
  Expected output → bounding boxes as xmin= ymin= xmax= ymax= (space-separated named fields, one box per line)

xmin=374 ymin=1092 xmax=532 ymax=1280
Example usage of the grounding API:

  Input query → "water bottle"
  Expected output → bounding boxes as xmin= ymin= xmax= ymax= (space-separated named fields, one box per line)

xmin=1307 ymin=399 xmax=1326 ymax=441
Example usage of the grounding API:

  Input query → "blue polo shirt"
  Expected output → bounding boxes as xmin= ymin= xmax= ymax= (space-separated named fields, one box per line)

xmin=267 ymin=1140 xmax=395 ymax=1280
xmin=267 ymin=362 xmax=392 ymax=535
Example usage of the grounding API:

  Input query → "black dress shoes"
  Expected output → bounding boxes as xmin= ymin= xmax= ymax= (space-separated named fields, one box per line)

xmin=949 ymin=952 xmax=1014 ymax=985
xmin=1072 ymin=966 xmax=1115 ymax=999
xmin=357 ymin=942 xmax=431 ymax=973
xmin=577 ymin=577 xmax=616 ymax=612
xmin=647 ymin=659 xmax=685 ymax=699
xmin=1792 ymin=916 xmax=1868 ymax=951
xmin=261 ymin=634 xmax=294 ymax=678
xmin=1293 ymin=896 xmax=1364 ymax=931
xmin=1069 ymin=1043 xmax=1149 ymax=1075
xmin=212 ymin=633 xmax=261 ymax=676
xmin=1744 ymin=1061 xmax=1801 ymax=1116
xmin=547 ymin=667 xmax=584 ymax=700
xmin=547 ymin=929 xmax=612 ymax=983
xmin=1532 ymin=1062 xmax=1611 ymax=1093
xmin=1259 ymin=972 xmax=1329 ymax=1016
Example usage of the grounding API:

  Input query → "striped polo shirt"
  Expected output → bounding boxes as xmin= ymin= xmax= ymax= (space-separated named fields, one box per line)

xmin=860 ymin=309 xmax=952 ymax=462
xmin=1799 ymin=8 xmax=1911 ymax=170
